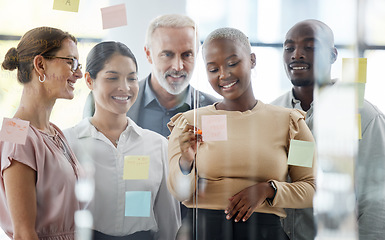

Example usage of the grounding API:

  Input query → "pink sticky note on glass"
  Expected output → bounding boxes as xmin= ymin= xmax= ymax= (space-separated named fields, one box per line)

xmin=100 ymin=4 xmax=127 ymax=29
xmin=201 ymin=115 xmax=227 ymax=141
xmin=0 ymin=118 xmax=29 ymax=145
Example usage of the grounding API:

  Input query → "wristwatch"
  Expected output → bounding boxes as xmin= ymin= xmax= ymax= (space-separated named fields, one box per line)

xmin=266 ymin=181 xmax=277 ymax=206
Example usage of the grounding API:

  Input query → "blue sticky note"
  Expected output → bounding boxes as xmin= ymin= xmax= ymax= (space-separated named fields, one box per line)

xmin=125 ymin=191 xmax=151 ymax=217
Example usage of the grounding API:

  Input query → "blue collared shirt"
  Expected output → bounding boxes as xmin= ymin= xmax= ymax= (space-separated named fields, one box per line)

xmin=139 ymin=80 xmax=192 ymax=137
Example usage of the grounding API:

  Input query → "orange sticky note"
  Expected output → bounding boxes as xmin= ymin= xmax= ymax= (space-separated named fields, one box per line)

xmin=101 ymin=4 xmax=127 ymax=29
xmin=53 ymin=0 xmax=80 ymax=13
xmin=357 ymin=114 xmax=362 ymax=140
xmin=201 ymin=115 xmax=227 ymax=141
xmin=123 ymin=156 xmax=150 ymax=180
xmin=0 ymin=118 xmax=29 ymax=145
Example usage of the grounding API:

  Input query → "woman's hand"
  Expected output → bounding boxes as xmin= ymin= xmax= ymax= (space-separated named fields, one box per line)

xmin=225 ymin=182 xmax=275 ymax=222
xmin=178 ymin=124 xmax=202 ymax=173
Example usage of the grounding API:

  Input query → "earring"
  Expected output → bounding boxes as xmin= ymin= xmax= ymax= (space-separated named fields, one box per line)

xmin=38 ymin=74 xmax=46 ymax=83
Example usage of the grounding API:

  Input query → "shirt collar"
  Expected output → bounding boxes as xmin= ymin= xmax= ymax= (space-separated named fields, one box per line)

xmin=76 ymin=117 xmax=142 ymax=139
xmin=143 ymin=76 xmax=192 ymax=110
xmin=290 ymin=88 xmax=314 ymax=111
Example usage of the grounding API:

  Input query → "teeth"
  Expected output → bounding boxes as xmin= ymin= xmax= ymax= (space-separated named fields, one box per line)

xmin=292 ymin=66 xmax=308 ymax=70
xmin=68 ymin=81 xmax=74 ymax=87
xmin=112 ymin=96 xmax=129 ymax=101
xmin=222 ymin=81 xmax=237 ymax=89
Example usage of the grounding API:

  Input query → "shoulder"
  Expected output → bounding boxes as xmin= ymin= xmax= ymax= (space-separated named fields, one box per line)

xmin=263 ymin=102 xmax=304 ymax=118
xmin=270 ymin=90 xmax=292 ymax=107
xmin=129 ymin=118 xmax=167 ymax=144
xmin=360 ymin=100 xmax=385 ymax=127
xmin=62 ymin=118 xmax=91 ymax=142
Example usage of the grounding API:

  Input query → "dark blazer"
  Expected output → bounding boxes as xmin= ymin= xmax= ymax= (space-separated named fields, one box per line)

xmin=83 ymin=74 xmax=218 ymax=122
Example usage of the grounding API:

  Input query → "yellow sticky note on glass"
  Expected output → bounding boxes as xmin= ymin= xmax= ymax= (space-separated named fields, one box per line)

xmin=342 ymin=58 xmax=367 ymax=83
xmin=201 ymin=115 xmax=227 ymax=141
xmin=287 ymin=140 xmax=314 ymax=168
xmin=53 ymin=0 xmax=80 ymax=12
xmin=357 ymin=114 xmax=362 ymax=140
xmin=123 ymin=156 xmax=150 ymax=180
xmin=0 ymin=118 xmax=29 ymax=145
xmin=100 ymin=4 xmax=127 ymax=29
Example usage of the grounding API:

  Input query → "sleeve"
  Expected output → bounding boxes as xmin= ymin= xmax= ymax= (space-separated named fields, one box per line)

xmin=82 ymin=92 xmax=95 ymax=118
xmin=270 ymin=109 xmax=317 ymax=209
xmin=356 ymin=113 xmax=385 ymax=238
xmin=1 ymin=129 xmax=40 ymax=178
xmin=166 ymin=113 xmax=196 ymax=202
xmin=153 ymin=138 xmax=181 ymax=240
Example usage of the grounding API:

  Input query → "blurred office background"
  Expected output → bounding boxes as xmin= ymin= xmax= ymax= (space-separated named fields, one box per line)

xmin=0 ymin=0 xmax=384 ymax=238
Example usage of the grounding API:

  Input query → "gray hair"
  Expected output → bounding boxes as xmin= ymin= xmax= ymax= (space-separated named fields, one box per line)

xmin=145 ymin=14 xmax=197 ymax=48
xmin=202 ymin=27 xmax=252 ymax=53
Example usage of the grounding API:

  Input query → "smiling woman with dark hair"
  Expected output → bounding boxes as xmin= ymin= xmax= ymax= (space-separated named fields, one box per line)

xmin=167 ymin=27 xmax=316 ymax=240
xmin=64 ymin=41 xmax=181 ymax=240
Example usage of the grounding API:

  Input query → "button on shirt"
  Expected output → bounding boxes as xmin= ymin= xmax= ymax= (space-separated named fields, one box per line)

xmin=63 ymin=118 xmax=181 ymax=239
xmin=139 ymin=80 xmax=191 ymax=137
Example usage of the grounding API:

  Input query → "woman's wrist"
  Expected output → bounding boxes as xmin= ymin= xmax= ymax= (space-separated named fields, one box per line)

xmin=179 ymin=156 xmax=194 ymax=174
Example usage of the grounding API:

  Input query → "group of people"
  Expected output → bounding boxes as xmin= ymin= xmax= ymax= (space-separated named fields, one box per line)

xmin=0 ymin=13 xmax=384 ymax=240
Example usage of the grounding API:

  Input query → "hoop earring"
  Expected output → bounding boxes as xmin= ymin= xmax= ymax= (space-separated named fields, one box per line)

xmin=38 ymin=75 xmax=46 ymax=83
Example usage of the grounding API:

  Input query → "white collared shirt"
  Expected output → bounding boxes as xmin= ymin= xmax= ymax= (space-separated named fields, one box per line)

xmin=64 ymin=118 xmax=180 ymax=239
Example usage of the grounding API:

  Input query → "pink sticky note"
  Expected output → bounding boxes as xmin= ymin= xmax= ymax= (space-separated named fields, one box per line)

xmin=100 ymin=4 xmax=127 ymax=29
xmin=201 ymin=115 xmax=227 ymax=141
xmin=0 ymin=118 xmax=29 ymax=145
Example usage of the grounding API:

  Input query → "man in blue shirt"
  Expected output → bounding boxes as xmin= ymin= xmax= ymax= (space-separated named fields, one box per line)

xmin=271 ymin=19 xmax=385 ymax=240
xmin=84 ymin=14 xmax=217 ymax=137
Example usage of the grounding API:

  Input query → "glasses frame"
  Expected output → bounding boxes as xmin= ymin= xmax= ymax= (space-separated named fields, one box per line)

xmin=43 ymin=55 xmax=82 ymax=72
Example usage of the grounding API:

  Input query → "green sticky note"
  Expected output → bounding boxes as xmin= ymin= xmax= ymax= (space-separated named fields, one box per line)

xmin=53 ymin=0 xmax=80 ymax=12
xmin=287 ymin=140 xmax=315 ymax=168
xmin=123 ymin=156 xmax=150 ymax=180
xmin=125 ymin=191 xmax=151 ymax=217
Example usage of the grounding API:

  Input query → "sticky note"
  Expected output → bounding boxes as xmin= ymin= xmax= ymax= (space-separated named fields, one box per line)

xmin=53 ymin=0 xmax=80 ymax=12
xmin=100 ymin=4 xmax=127 ymax=29
xmin=357 ymin=114 xmax=362 ymax=140
xmin=341 ymin=58 xmax=367 ymax=83
xmin=201 ymin=115 xmax=227 ymax=141
xmin=123 ymin=156 xmax=150 ymax=180
xmin=355 ymin=82 xmax=365 ymax=108
xmin=0 ymin=118 xmax=29 ymax=145
xmin=125 ymin=191 xmax=151 ymax=217
xmin=287 ymin=139 xmax=315 ymax=168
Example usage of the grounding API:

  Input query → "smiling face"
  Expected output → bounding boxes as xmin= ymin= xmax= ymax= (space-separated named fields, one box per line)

xmin=283 ymin=21 xmax=336 ymax=87
xmin=146 ymin=27 xmax=196 ymax=95
xmin=88 ymin=54 xmax=138 ymax=117
xmin=203 ymin=38 xmax=256 ymax=102
xmin=43 ymin=38 xmax=82 ymax=99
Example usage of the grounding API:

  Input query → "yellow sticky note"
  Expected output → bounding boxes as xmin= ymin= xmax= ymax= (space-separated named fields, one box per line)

xmin=357 ymin=114 xmax=362 ymax=140
xmin=355 ymin=82 xmax=365 ymax=108
xmin=123 ymin=156 xmax=150 ymax=180
xmin=287 ymin=140 xmax=315 ymax=168
xmin=341 ymin=58 xmax=367 ymax=83
xmin=53 ymin=0 xmax=80 ymax=13
xmin=100 ymin=4 xmax=127 ymax=29
xmin=0 ymin=118 xmax=29 ymax=145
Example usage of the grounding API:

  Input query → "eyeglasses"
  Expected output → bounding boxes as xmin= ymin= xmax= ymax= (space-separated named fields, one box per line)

xmin=43 ymin=56 xmax=82 ymax=72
